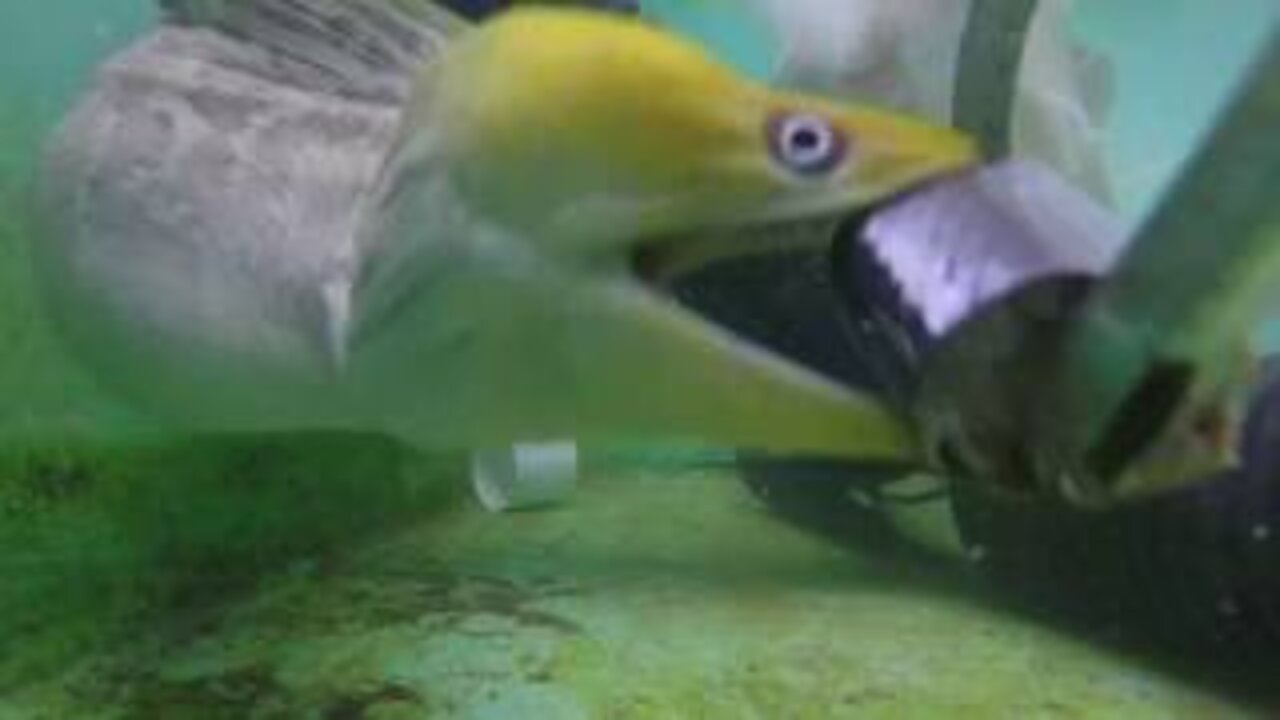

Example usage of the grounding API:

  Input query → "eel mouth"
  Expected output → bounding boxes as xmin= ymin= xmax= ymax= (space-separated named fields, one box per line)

xmin=617 ymin=214 xmax=918 ymax=462
xmin=628 ymin=171 xmax=963 ymax=287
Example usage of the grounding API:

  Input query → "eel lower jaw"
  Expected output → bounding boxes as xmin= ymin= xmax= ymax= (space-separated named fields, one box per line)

xmin=612 ymin=178 xmax=966 ymax=456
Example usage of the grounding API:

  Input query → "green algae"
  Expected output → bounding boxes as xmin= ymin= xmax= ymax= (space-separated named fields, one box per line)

xmin=3 ymin=462 xmax=1260 ymax=718
xmin=0 ymin=436 xmax=467 ymax=688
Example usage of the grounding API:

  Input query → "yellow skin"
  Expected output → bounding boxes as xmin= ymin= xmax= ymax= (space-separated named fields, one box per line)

xmin=347 ymin=8 xmax=977 ymax=459
xmin=420 ymin=9 xmax=973 ymax=245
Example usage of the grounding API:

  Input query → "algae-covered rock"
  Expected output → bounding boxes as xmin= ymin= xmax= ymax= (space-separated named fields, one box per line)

xmin=0 ymin=434 xmax=466 ymax=688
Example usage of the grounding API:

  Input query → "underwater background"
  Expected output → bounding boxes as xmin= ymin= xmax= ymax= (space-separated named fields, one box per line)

xmin=1 ymin=1 xmax=1279 ymax=717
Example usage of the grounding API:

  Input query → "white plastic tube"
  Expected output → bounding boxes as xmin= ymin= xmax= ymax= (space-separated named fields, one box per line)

xmin=471 ymin=441 xmax=578 ymax=512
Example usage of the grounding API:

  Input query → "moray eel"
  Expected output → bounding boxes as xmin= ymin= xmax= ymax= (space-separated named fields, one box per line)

xmin=37 ymin=1 xmax=975 ymax=457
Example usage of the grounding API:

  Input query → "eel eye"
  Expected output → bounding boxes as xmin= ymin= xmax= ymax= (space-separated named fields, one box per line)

xmin=767 ymin=113 xmax=847 ymax=177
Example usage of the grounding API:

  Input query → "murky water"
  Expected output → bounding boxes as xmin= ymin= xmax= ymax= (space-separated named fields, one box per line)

xmin=2 ymin=2 xmax=1278 ymax=717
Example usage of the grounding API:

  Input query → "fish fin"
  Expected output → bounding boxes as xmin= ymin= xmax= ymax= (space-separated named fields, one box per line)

xmin=157 ymin=0 xmax=468 ymax=102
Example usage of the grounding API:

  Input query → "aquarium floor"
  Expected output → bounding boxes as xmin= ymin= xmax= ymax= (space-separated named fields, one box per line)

xmin=2 ymin=461 xmax=1259 ymax=719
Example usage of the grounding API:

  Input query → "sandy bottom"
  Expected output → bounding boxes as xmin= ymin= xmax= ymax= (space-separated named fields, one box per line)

xmin=2 ymin=460 xmax=1260 ymax=719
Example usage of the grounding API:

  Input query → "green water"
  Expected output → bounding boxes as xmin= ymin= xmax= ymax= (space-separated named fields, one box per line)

xmin=1075 ymin=0 xmax=1278 ymax=228
xmin=0 ymin=2 xmax=150 ymax=127
xmin=0 ymin=2 xmax=1278 ymax=716
xmin=0 ymin=1 xmax=151 ymax=440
